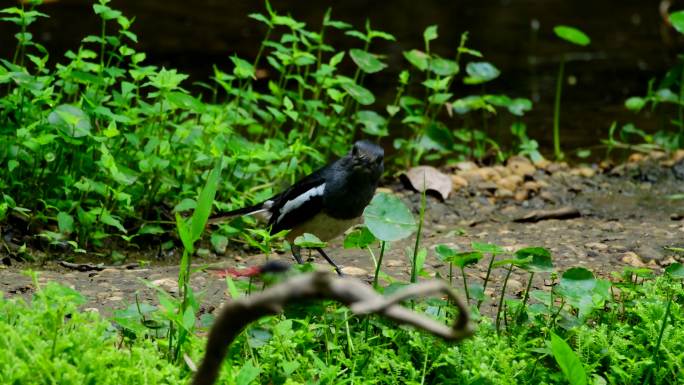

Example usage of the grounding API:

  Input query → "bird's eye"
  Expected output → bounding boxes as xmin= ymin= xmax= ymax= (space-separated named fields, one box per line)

xmin=351 ymin=146 xmax=359 ymax=157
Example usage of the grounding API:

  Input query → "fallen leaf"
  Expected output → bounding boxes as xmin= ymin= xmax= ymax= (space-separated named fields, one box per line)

xmin=402 ymin=166 xmax=453 ymax=200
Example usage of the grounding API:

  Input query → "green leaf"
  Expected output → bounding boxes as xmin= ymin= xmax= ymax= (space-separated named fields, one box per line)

xmin=274 ymin=15 xmax=306 ymax=29
xmin=464 ymin=62 xmax=500 ymax=85
xmin=210 ymin=233 xmax=229 ymax=254
xmin=181 ymin=305 xmax=196 ymax=332
xmin=166 ymin=91 xmax=205 ymax=111
xmin=515 ymin=247 xmax=553 ymax=272
xmin=101 ymin=210 xmax=126 ymax=233
xmin=190 ymin=161 xmax=222 ymax=242
xmin=329 ymin=51 xmax=346 ymax=67
xmin=492 ymin=257 xmax=532 ymax=268
xmin=345 ymin=30 xmax=369 ymax=43
xmin=138 ymin=224 xmax=165 ymax=235
xmin=471 ymin=242 xmax=505 ymax=255
xmin=344 ymin=226 xmax=376 ymax=249
xmin=369 ymin=30 xmax=396 ymax=41
xmin=625 ymin=96 xmax=646 ymax=112
xmin=294 ymin=233 xmax=327 ymax=248
xmin=576 ymin=149 xmax=591 ymax=159
xmin=363 ymin=193 xmax=416 ymax=242
xmin=428 ymin=92 xmax=452 ymax=105
xmin=430 ymin=57 xmax=459 ymax=76
xmin=386 ymin=105 xmax=400 ymax=116
xmin=435 ymin=246 xmax=483 ymax=268
xmin=423 ymin=25 xmax=438 ymax=43
xmin=422 ymin=77 xmax=451 ymax=91
xmin=553 ymin=25 xmax=591 ymax=46
xmin=341 ymin=82 xmax=375 ymax=105
xmin=57 ymin=212 xmax=74 ymax=235
xmin=147 ymin=67 xmax=188 ymax=90
xmin=665 ymin=262 xmax=684 ymax=280
xmin=556 ymin=267 xmax=611 ymax=319
xmin=356 ymin=110 xmax=388 ymax=136
xmin=248 ymin=12 xmax=271 ymax=26
xmin=230 ymin=55 xmax=255 ymax=79
xmin=349 ymin=49 xmax=387 ymax=74
xmin=235 ymin=361 xmax=261 ymax=385
xmin=173 ymin=198 xmax=196 ymax=213
xmin=48 ymin=104 xmax=92 ymax=138
xmin=558 ymin=267 xmax=595 ymax=294
xmin=176 ymin=213 xmax=193 ymax=252
xmin=507 ymin=98 xmax=533 ymax=116
xmin=93 ymin=4 xmax=122 ymax=20
xmin=403 ymin=49 xmax=429 ymax=71
xmin=550 ymin=332 xmax=588 ymax=385
xmin=670 ymin=11 xmax=684 ymax=34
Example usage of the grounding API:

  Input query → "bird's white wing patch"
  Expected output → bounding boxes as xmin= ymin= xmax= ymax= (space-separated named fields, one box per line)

xmin=253 ymin=200 xmax=274 ymax=222
xmin=276 ymin=184 xmax=325 ymax=224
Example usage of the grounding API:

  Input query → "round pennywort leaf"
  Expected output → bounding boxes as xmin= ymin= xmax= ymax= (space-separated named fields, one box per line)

xmin=515 ymin=247 xmax=553 ymax=272
xmin=464 ymin=62 xmax=500 ymax=85
xmin=363 ymin=193 xmax=416 ymax=242
xmin=665 ymin=262 xmax=684 ymax=280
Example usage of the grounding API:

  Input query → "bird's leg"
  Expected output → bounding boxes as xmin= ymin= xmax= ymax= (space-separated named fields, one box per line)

xmin=291 ymin=245 xmax=304 ymax=264
xmin=315 ymin=247 xmax=343 ymax=276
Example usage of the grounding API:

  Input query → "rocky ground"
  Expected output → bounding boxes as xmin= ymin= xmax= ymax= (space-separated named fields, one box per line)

xmin=2 ymin=151 xmax=683 ymax=316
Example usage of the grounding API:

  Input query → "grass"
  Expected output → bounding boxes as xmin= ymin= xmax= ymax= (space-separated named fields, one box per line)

xmin=1 ymin=259 xmax=682 ymax=385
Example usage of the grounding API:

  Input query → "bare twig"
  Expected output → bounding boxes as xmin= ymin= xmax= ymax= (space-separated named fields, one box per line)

xmin=513 ymin=206 xmax=580 ymax=223
xmin=193 ymin=272 xmax=473 ymax=385
xmin=57 ymin=261 xmax=139 ymax=272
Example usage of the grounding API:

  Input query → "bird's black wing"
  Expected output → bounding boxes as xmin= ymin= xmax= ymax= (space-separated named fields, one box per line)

xmin=267 ymin=165 xmax=330 ymax=234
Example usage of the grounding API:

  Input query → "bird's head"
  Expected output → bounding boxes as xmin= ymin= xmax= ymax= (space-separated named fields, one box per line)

xmin=349 ymin=140 xmax=384 ymax=178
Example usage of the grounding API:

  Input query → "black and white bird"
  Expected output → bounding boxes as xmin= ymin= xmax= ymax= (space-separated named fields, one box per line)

xmin=211 ymin=141 xmax=384 ymax=275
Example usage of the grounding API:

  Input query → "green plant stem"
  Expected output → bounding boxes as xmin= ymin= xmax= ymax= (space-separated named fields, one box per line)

xmin=679 ymin=64 xmax=684 ymax=135
xmin=553 ymin=57 xmax=565 ymax=160
xmin=410 ymin=188 xmax=427 ymax=283
xmin=420 ymin=350 xmax=429 ymax=385
xmin=373 ymin=241 xmax=386 ymax=289
xmin=517 ymin=272 xmax=535 ymax=322
xmin=495 ymin=264 xmax=514 ymax=332
xmin=460 ymin=266 xmax=470 ymax=305
xmin=448 ymin=262 xmax=453 ymax=286
xmin=643 ymin=287 xmax=674 ymax=385
xmin=478 ymin=252 xmax=497 ymax=309
xmin=344 ymin=309 xmax=355 ymax=356
xmin=549 ymin=298 xmax=565 ymax=332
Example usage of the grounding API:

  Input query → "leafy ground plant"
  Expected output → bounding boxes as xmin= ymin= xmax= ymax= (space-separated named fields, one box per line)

xmin=552 ymin=25 xmax=591 ymax=160
xmin=0 ymin=1 xmax=537 ymax=259
xmin=4 ymin=261 xmax=682 ymax=385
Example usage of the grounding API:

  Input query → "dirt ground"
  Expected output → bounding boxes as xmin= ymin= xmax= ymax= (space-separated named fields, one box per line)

xmin=2 ymin=156 xmax=683 ymax=316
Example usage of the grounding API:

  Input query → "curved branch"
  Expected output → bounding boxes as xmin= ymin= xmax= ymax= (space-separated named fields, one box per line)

xmin=193 ymin=272 xmax=473 ymax=385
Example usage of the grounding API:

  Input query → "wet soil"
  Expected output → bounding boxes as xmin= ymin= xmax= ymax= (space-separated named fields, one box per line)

xmin=1 ymin=159 xmax=683 ymax=316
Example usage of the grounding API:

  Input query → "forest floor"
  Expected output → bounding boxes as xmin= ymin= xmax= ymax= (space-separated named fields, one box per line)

xmin=2 ymin=154 xmax=684 ymax=316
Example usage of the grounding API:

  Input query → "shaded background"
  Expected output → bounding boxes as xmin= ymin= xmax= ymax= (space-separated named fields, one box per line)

xmin=2 ymin=0 xmax=682 ymax=154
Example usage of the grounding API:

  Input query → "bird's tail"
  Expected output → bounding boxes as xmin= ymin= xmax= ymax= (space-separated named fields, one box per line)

xmin=208 ymin=201 xmax=271 ymax=225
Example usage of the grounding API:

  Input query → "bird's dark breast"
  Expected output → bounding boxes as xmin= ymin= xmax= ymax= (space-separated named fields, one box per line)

xmin=323 ymin=177 xmax=378 ymax=219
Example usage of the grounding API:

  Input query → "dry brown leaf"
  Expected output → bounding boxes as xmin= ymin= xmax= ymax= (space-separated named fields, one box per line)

xmin=402 ymin=166 xmax=453 ymax=200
